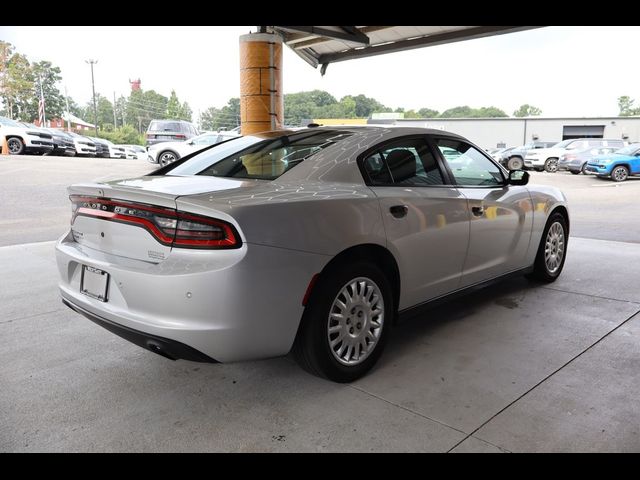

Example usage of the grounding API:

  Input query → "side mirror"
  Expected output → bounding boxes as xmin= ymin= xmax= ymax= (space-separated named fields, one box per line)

xmin=508 ymin=170 xmax=529 ymax=186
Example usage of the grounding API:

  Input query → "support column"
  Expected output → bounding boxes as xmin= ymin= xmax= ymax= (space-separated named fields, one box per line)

xmin=239 ymin=32 xmax=283 ymax=135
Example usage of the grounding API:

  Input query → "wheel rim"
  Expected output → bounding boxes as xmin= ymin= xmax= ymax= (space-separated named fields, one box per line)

xmin=160 ymin=152 xmax=176 ymax=165
xmin=327 ymin=277 xmax=385 ymax=366
xmin=546 ymin=159 xmax=558 ymax=172
xmin=613 ymin=167 xmax=628 ymax=181
xmin=544 ymin=222 xmax=565 ymax=274
xmin=581 ymin=163 xmax=588 ymax=174
xmin=510 ymin=158 xmax=523 ymax=170
xmin=8 ymin=139 xmax=21 ymax=154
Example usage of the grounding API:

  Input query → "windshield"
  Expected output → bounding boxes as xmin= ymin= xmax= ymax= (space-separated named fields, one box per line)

xmin=552 ymin=140 xmax=573 ymax=149
xmin=166 ymin=130 xmax=353 ymax=180
xmin=614 ymin=144 xmax=640 ymax=156
xmin=0 ymin=116 xmax=22 ymax=127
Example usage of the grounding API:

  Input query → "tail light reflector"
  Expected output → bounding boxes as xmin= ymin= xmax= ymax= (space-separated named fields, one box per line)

xmin=70 ymin=195 xmax=240 ymax=249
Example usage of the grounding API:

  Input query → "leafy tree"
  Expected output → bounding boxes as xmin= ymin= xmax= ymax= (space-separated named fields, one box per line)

xmin=351 ymin=94 xmax=390 ymax=117
xmin=439 ymin=105 xmax=473 ymax=118
xmin=26 ymin=61 xmax=65 ymax=121
xmin=617 ymin=95 xmax=639 ymax=116
xmin=166 ymin=89 xmax=181 ymax=119
xmin=125 ymin=89 xmax=168 ymax=132
xmin=3 ymin=53 xmax=33 ymax=120
xmin=97 ymin=125 xmax=144 ymax=145
xmin=476 ymin=106 xmax=508 ymax=118
xmin=0 ymin=41 xmax=16 ymax=116
xmin=513 ymin=104 xmax=542 ymax=117
xmin=180 ymin=101 xmax=192 ymax=121
xmin=199 ymin=98 xmax=240 ymax=131
xmin=418 ymin=107 xmax=439 ymax=118
xmin=404 ymin=109 xmax=421 ymax=119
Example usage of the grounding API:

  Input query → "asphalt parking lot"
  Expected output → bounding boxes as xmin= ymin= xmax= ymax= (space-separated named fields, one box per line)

xmin=1 ymin=155 xmax=639 ymax=452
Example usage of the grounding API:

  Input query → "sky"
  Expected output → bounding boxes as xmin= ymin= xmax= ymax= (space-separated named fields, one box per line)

xmin=1 ymin=26 xmax=638 ymax=119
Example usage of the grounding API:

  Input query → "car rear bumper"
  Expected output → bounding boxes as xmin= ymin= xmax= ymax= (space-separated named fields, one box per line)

xmin=56 ymin=230 xmax=329 ymax=362
xmin=63 ymin=297 xmax=218 ymax=362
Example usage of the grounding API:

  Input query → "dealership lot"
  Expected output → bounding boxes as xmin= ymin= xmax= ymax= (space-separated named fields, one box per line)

xmin=1 ymin=155 xmax=639 ymax=452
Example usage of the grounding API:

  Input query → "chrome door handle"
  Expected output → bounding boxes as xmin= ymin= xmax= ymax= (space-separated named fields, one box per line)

xmin=390 ymin=205 xmax=408 ymax=218
xmin=471 ymin=206 xmax=485 ymax=216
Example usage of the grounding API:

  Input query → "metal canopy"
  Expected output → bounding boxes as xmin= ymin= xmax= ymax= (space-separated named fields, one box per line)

xmin=270 ymin=26 xmax=540 ymax=73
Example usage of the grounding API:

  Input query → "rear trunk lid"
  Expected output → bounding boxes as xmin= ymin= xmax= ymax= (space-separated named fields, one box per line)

xmin=67 ymin=175 xmax=256 ymax=262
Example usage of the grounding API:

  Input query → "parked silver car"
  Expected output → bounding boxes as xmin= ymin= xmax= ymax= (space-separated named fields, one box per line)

xmin=56 ymin=127 xmax=569 ymax=382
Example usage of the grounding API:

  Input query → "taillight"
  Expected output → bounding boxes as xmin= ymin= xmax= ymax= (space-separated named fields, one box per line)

xmin=70 ymin=195 xmax=240 ymax=249
xmin=174 ymin=134 xmax=186 ymax=139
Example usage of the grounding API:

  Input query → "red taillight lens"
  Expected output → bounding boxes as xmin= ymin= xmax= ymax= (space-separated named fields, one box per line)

xmin=70 ymin=195 xmax=240 ymax=249
xmin=174 ymin=134 xmax=186 ymax=139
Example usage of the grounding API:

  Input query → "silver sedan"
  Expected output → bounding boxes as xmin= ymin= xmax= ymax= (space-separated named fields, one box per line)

xmin=56 ymin=127 xmax=569 ymax=382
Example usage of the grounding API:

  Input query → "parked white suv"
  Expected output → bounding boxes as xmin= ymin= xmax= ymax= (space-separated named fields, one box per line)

xmin=148 ymin=131 xmax=240 ymax=166
xmin=0 ymin=116 xmax=54 ymax=155
xmin=525 ymin=138 xmax=625 ymax=172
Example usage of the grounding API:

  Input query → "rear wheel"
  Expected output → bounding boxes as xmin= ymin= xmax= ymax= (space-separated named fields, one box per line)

xmin=293 ymin=262 xmax=392 ymax=382
xmin=570 ymin=170 xmax=580 ymax=175
xmin=7 ymin=137 xmax=24 ymax=155
xmin=611 ymin=165 xmax=629 ymax=182
xmin=544 ymin=158 xmax=558 ymax=173
xmin=526 ymin=212 xmax=568 ymax=283
xmin=158 ymin=150 xmax=178 ymax=167
xmin=507 ymin=157 xmax=523 ymax=171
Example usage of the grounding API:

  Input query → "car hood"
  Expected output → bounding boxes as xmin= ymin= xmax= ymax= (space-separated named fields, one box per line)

xmin=589 ymin=153 xmax=634 ymax=163
xmin=527 ymin=147 xmax=565 ymax=156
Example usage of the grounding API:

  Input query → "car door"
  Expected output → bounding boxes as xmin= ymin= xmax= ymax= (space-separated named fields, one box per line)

xmin=362 ymin=136 xmax=470 ymax=309
xmin=432 ymin=137 xmax=534 ymax=287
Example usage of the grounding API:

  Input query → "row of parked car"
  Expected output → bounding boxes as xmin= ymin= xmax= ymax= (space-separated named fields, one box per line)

xmin=0 ymin=116 xmax=148 ymax=160
xmin=487 ymin=137 xmax=640 ymax=182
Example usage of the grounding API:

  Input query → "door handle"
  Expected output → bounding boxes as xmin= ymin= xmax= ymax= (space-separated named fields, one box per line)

xmin=471 ymin=206 xmax=485 ymax=217
xmin=390 ymin=205 xmax=408 ymax=218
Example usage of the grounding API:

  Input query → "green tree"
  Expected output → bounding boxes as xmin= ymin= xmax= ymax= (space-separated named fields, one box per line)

xmin=439 ymin=105 xmax=473 ymax=118
xmin=26 ymin=61 xmax=65 ymax=121
xmin=418 ymin=107 xmax=439 ymax=118
xmin=0 ymin=41 xmax=16 ymax=117
xmin=166 ymin=89 xmax=181 ymax=119
xmin=617 ymin=95 xmax=638 ymax=116
xmin=513 ymin=104 xmax=542 ymax=117
xmin=199 ymin=98 xmax=240 ymax=131
xmin=476 ymin=106 xmax=508 ymax=117
xmin=351 ymin=94 xmax=390 ymax=117
xmin=97 ymin=125 xmax=144 ymax=145
xmin=3 ymin=53 xmax=33 ymax=120
xmin=125 ymin=89 xmax=168 ymax=132
xmin=199 ymin=106 xmax=222 ymax=131
xmin=404 ymin=109 xmax=421 ymax=119
xmin=179 ymin=101 xmax=192 ymax=121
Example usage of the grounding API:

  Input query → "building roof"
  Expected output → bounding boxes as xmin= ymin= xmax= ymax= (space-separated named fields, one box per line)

xmin=271 ymin=26 xmax=540 ymax=73
xmin=63 ymin=112 xmax=95 ymax=128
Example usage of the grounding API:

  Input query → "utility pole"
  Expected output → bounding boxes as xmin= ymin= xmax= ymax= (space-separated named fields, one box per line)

xmin=113 ymin=91 xmax=117 ymax=129
xmin=86 ymin=59 xmax=98 ymax=136
xmin=64 ymin=85 xmax=71 ymax=132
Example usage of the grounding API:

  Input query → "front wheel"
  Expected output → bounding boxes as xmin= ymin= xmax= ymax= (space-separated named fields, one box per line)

xmin=293 ymin=262 xmax=393 ymax=382
xmin=570 ymin=170 xmax=580 ymax=175
xmin=544 ymin=158 xmax=558 ymax=173
xmin=507 ymin=157 xmax=524 ymax=171
xmin=611 ymin=165 xmax=629 ymax=182
xmin=158 ymin=151 xmax=178 ymax=167
xmin=526 ymin=212 xmax=568 ymax=283
xmin=7 ymin=137 xmax=24 ymax=155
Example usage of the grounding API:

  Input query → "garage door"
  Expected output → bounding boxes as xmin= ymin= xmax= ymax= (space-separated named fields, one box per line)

xmin=562 ymin=125 xmax=605 ymax=139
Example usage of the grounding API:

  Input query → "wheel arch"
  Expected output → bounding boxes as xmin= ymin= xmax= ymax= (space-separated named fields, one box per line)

xmin=549 ymin=205 xmax=570 ymax=235
xmin=316 ymin=243 xmax=401 ymax=317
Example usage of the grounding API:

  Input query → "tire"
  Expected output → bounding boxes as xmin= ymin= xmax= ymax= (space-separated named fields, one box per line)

xmin=570 ymin=170 xmax=580 ymax=175
xmin=526 ymin=212 xmax=568 ymax=283
xmin=507 ymin=157 xmax=524 ymax=171
xmin=544 ymin=158 xmax=558 ymax=173
xmin=158 ymin=150 xmax=178 ymax=167
xmin=292 ymin=261 xmax=393 ymax=382
xmin=7 ymin=137 xmax=24 ymax=155
xmin=581 ymin=162 xmax=589 ymax=175
xmin=611 ymin=165 xmax=629 ymax=182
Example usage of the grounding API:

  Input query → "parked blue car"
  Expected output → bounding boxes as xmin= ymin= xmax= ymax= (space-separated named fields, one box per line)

xmin=586 ymin=143 xmax=640 ymax=182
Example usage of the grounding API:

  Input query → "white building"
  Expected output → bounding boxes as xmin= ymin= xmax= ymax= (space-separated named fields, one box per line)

xmin=370 ymin=116 xmax=640 ymax=149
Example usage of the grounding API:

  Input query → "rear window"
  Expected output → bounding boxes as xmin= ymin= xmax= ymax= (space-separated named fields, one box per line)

xmin=166 ymin=130 xmax=352 ymax=180
xmin=148 ymin=121 xmax=182 ymax=132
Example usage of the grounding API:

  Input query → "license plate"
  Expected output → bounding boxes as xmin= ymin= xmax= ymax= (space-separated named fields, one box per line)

xmin=80 ymin=265 xmax=110 ymax=302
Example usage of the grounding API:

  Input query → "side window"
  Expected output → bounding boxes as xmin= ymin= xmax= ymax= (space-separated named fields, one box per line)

xmin=363 ymin=138 xmax=444 ymax=186
xmin=436 ymin=138 xmax=504 ymax=186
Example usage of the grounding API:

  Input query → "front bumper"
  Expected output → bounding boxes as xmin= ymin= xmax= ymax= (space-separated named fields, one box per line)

xmin=56 ymin=231 xmax=329 ymax=362
xmin=585 ymin=164 xmax=611 ymax=175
